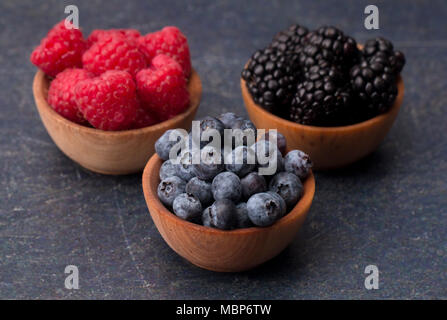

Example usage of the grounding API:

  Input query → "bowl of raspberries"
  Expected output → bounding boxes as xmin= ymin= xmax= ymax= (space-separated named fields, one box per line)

xmin=241 ymin=24 xmax=405 ymax=169
xmin=31 ymin=20 xmax=201 ymax=174
xmin=142 ymin=113 xmax=315 ymax=272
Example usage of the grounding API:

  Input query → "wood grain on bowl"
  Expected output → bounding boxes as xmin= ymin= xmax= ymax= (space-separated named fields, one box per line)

xmin=142 ymin=154 xmax=315 ymax=272
xmin=33 ymin=69 xmax=202 ymax=175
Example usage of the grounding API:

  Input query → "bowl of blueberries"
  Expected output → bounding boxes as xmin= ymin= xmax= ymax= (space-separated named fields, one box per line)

xmin=142 ymin=112 xmax=315 ymax=272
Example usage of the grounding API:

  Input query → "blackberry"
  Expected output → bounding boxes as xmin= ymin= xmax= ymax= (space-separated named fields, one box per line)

xmin=270 ymin=24 xmax=309 ymax=53
xmin=241 ymin=47 xmax=301 ymax=111
xmin=289 ymin=62 xmax=352 ymax=126
xmin=363 ymin=37 xmax=405 ymax=75
xmin=304 ymin=26 xmax=359 ymax=72
xmin=350 ymin=55 xmax=398 ymax=119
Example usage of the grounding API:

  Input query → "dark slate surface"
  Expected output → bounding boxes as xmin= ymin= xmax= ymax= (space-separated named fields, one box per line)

xmin=0 ymin=0 xmax=446 ymax=299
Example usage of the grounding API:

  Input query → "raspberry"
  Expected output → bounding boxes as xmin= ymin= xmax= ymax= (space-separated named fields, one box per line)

xmin=131 ymin=106 xmax=160 ymax=129
xmin=87 ymin=29 xmax=140 ymax=47
xmin=75 ymin=70 xmax=138 ymax=131
xmin=138 ymin=26 xmax=191 ymax=77
xmin=82 ymin=34 xmax=146 ymax=77
xmin=136 ymin=54 xmax=189 ymax=120
xmin=30 ymin=20 xmax=87 ymax=77
xmin=47 ymin=68 xmax=93 ymax=124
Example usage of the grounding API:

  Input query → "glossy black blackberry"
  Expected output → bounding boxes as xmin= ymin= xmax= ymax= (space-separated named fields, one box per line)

xmin=270 ymin=24 xmax=309 ymax=53
xmin=304 ymin=26 xmax=359 ymax=72
xmin=241 ymin=47 xmax=301 ymax=111
xmin=289 ymin=63 xmax=352 ymax=126
xmin=363 ymin=37 xmax=406 ymax=74
xmin=350 ymin=55 xmax=398 ymax=119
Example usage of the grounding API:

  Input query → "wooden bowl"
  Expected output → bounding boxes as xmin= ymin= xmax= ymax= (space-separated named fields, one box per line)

xmin=142 ymin=154 xmax=315 ymax=272
xmin=32 ymin=69 xmax=202 ymax=175
xmin=241 ymin=75 xmax=404 ymax=170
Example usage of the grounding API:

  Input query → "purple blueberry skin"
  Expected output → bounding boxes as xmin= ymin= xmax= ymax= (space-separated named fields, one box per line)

xmin=266 ymin=191 xmax=287 ymax=217
xmin=211 ymin=171 xmax=242 ymax=203
xmin=247 ymin=192 xmax=284 ymax=227
xmin=235 ymin=202 xmax=253 ymax=228
xmin=202 ymin=199 xmax=237 ymax=230
xmin=157 ymin=176 xmax=186 ymax=208
xmin=155 ymin=129 xmax=186 ymax=160
xmin=284 ymin=150 xmax=312 ymax=180
xmin=225 ymin=146 xmax=256 ymax=177
xmin=251 ymin=140 xmax=284 ymax=175
xmin=260 ymin=131 xmax=287 ymax=155
xmin=240 ymin=172 xmax=267 ymax=200
xmin=269 ymin=172 xmax=303 ymax=210
xmin=159 ymin=159 xmax=179 ymax=180
xmin=199 ymin=116 xmax=225 ymax=148
xmin=186 ymin=177 xmax=213 ymax=207
xmin=173 ymin=193 xmax=202 ymax=221
xmin=231 ymin=119 xmax=257 ymax=146
xmin=217 ymin=112 xmax=241 ymax=129
xmin=192 ymin=147 xmax=224 ymax=181
xmin=176 ymin=150 xmax=196 ymax=181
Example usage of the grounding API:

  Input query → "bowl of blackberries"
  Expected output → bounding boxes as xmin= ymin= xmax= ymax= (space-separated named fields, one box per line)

xmin=142 ymin=113 xmax=315 ymax=272
xmin=241 ymin=24 xmax=405 ymax=169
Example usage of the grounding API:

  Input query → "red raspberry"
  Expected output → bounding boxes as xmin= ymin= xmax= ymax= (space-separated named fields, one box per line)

xmin=136 ymin=54 xmax=190 ymax=120
xmin=87 ymin=29 xmax=140 ymax=47
xmin=30 ymin=20 xmax=87 ymax=77
xmin=138 ymin=26 xmax=191 ymax=77
xmin=82 ymin=34 xmax=146 ymax=77
xmin=47 ymin=68 xmax=93 ymax=124
xmin=75 ymin=71 xmax=138 ymax=131
xmin=132 ymin=106 xmax=161 ymax=129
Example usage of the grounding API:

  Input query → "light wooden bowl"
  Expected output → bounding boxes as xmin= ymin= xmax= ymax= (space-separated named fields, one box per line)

xmin=32 ymin=69 xmax=202 ymax=175
xmin=142 ymin=154 xmax=315 ymax=272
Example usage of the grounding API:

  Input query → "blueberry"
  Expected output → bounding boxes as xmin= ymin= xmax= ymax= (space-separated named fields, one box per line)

xmin=212 ymin=171 xmax=242 ymax=202
xmin=199 ymin=116 xmax=225 ymax=148
xmin=157 ymin=176 xmax=186 ymax=208
xmin=266 ymin=191 xmax=287 ymax=217
xmin=155 ymin=129 xmax=187 ymax=160
xmin=247 ymin=192 xmax=283 ymax=227
xmin=284 ymin=150 xmax=312 ymax=180
xmin=224 ymin=146 xmax=256 ymax=177
xmin=240 ymin=172 xmax=267 ymax=200
xmin=175 ymin=150 xmax=196 ymax=181
xmin=217 ymin=112 xmax=241 ymax=129
xmin=186 ymin=177 xmax=213 ymax=207
xmin=192 ymin=146 xmax=224 ymax=181
xmin=202 ymin=199 xmax=237 ymax=230
xmin=231 ymin=119 xmax=257 ymax=147
xmin=235 ymin=202 xmax=253 ymax=228
xmin=269 ymin=172 xmax=303 ymax=210
xmin=260 ymin=131 xmax=287 ymax=155
xmin=159 ymin=159 xmax=178 ymax=180
xmin=173 ymin=193 xmax=202 ymax=221
xmin=251 ymin=140 xmax=284 ymax=176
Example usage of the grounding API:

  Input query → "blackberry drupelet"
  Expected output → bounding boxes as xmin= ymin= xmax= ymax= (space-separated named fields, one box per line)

xmin=289 ymin=62 xmax=352 ymax=126
xmin=363 ymin=37 xmax=406 ymax=75
xmin=350 ymin=54 xmax=398 ymax=119
xmin=241 ymin=47 xmax=301 ymax=112
xmin=270 ymin=24 xmax=309 ymax=53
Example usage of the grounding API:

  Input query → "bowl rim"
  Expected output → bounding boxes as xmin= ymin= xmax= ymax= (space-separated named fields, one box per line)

xmin=33 ymin=68 xmax=202 ymax=137
xmin=241 ymin=75 xmax=404 ymax=133
xmin=142 ymin=153 xmax=315 ymax=236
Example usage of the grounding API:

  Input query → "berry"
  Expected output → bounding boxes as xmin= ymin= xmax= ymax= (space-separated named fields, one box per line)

xmin=175 ymin=149 xmax=196 ymax=181
xmin=138 ymin=26 xmax=191 ymax=77
xmin=240 ymin=172 xmax=267 ymax=200
xmin=47 ymin=68 xmax=92 ymax=124
xmin=284 ymin=150 xmax=312 ymax=180
xmin=247 ymin=192 xmax=283 ymax=227
xmin=363 ymin=37 xmax=405 ymax=75
xmin=241 ymin=47 xmax=300 ymax=111
xmin=74 ymin=70 xmax=138 ymax=131
xmin=266 ymin=191 xmax=287 ymax=217
xmin=289 ymin=62 xmax=352 ymax=126
xmin=157 ymin=176 xmax=186 ymax=208
xmin=231 ymin=119 xmax=257 ymax=147
xmin=270 ymin=24 xmax=309 ymax=53
xmin=260 ymin=131 xmax=287 ymax=155
xmin=211 ymin=172 xmax=242 ymax=202
xmin=173 ymin=193 xmax=202 ymax=221
xmin=217 ymin=112 xmax=241 ymax=129
xmin=198 ymin=116 xmax=225 ymax=148
xmin=159 ymin=159 xmax=179 ymax=180
xmin=235 ymin=203 xmax=253 ymax=228
xmin=251 ymin=140 xmax=284 ymax=174
xmin=350 ymin=55 xmax=398 ymax=118
xmin=269 ymin=172 xmax=303 ymax=209
xmin=202 ymin=199 xmax=237 ymax=230
xmin=155 ymin=129 xmax=188 ymax=160
xmin=186 ymin=177 xmax=213 ymax=207
xmin=192 ymin=146 xmax=224 ymax=181
xmin=131 ymin=106 xmax=160 ymax=129
xmin=30 ymin=20 xmax=87 ymax=77
xmin=82 ymin=33 xmax=146 ymax=77
xmin=224 ymin=146 xmax=256 ymax=177
xmin=136 ymin=54 xmax=189 ymax=120
xmin=87 ymin=29 xmax=140 ymax=47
